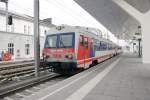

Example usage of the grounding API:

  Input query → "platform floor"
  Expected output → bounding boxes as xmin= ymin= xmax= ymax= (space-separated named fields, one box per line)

xmin=25 ymin=53 xmax=150 ymax=100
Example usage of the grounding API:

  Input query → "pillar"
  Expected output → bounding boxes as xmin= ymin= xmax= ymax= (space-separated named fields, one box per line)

xmin=141 ymin=14 xmax=150 ymax=63
xmin=113 ymin=0 xmax=150 ymax=63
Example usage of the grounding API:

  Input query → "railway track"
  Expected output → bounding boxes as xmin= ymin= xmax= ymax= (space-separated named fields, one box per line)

xmin=0 ymin=61 xmax=34 ymax=82
xmin=0 ymin=55 xmax=120 ymax=100
xmin=0 ymin=60 xmax=50 ymax=83
xmin=0 ymin=60 xmax=34 ymax=66
xmin=0 ymin=72 xmax=66 ymax=100
xmin=0 ymin=60 xmax=68 ymax=99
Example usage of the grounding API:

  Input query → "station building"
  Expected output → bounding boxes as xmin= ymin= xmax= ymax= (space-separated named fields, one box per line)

xmin=0 ymin=8 xmax=55 ymax=60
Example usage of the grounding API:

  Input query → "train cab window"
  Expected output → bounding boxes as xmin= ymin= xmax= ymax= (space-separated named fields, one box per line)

xmin=80 ymin=35 xmax=84 ymax=45
xmin=59 ymin=34 xmax=73 ymax=47
xmin=84 ymin=37 xmax=88 ymax=48
xmin=45 ymin=35 xmax=57 ymax=48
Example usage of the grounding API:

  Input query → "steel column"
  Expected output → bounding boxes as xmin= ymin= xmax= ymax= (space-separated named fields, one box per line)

xmin=138 ymin=39 xmax=141 ymax=57
xmin=34 ymin=0 xmax=40 ymax=77
xmin=5 ymin=1 xmax=8 ymax=32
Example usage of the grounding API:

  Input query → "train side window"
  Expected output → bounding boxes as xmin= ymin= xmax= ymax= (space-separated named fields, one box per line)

xmin=84 ymin=37 xmax=88 ymax=48
xmin=108 ymin=44 xmax=110 ymax=50
xmin=99 ymin=41 xmax=102 ymax=51
xmin=98 ymin=41 xmax=100 ymax=51
xmin=80 ymin=35 xmax=84 ymax=45
xmin=91 ymin=41 xmax=94 ymax=50
xmin=105 ymin=43 xmax=107 ymax=50
xmin=101 ymin=41 xmax=105 ymax=51
xmin=103 ymin=42 xmax=107 ymax=50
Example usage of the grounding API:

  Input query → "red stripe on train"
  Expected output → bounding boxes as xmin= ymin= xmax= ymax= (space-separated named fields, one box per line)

xmin=43 ymin=48 xmax=74 ymax=54
xmin=77 ymin=53 xmax=113 ymax=65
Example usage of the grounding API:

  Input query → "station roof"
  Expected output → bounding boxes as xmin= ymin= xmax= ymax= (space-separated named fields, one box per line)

xmin=74 ymin=0 xmax=150 ymax=40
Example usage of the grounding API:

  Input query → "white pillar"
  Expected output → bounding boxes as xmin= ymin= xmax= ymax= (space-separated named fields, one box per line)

xmin=141 ymin=13 xmax=150 ymax=63
xmin=113 ymin=0 xmax=150 ymax=63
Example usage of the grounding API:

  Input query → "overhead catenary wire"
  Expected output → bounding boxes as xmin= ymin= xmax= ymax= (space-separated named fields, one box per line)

xmin=45 ymin=0 xmax=89 ymax=26
xmin=53 ymin=0 xmax=97 ymax=27
xmin=8 ymin=0 xmax=65 ymax=24
xmin=2 ymin=0 xmax=103 ymax=28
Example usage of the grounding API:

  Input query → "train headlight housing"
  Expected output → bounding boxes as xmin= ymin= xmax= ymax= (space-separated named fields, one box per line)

xmin=46 ymin=55 xmax=50 ymax=59
xmin=65 ymin=54 xmax=73 ymax=59
xmin=43 ymin=53 xmax=50 ymax=59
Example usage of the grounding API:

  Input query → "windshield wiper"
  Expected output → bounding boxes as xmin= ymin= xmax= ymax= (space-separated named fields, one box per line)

xmin=60 ymin=38 xmax=66 ymax=48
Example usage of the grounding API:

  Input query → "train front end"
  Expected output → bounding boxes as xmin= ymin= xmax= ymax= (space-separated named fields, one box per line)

xmin=43 ymin=32 xmax=76 ymax=74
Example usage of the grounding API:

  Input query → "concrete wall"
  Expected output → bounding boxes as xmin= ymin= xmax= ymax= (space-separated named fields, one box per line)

xmin=0 ymin=15 xmax=49 ymax=36
xmin=0 ymin=13 xmax=51 ymax=60
xmin=0 ymin=31 xmax=45 ymax=59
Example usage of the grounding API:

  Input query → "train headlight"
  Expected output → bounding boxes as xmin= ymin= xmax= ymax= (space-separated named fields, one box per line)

xmin=46 ymin=55 xmax=50 ymax=59
xmin=65 ymin=54 xmax=73 ymax=59
xmin=43 ymin=53 xmax=50 ymax=59
xmin=43 ymin=54 xmax=46 ymax=58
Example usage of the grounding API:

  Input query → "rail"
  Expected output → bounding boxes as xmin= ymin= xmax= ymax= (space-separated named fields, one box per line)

xmin=0 ymin=72 xmax=60 ymax=97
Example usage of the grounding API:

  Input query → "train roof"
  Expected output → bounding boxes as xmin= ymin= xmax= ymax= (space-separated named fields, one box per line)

xmin=46 ymin=25 xmax=119 ymax=46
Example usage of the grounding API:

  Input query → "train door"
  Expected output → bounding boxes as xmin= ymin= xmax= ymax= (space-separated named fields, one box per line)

xmin=84 ymin=37 xmax=90 ymax=60
xmin=77 ymin=35 xmax=90 ymax=68
xmin=77 ymin=35 xmax=84 ymax=61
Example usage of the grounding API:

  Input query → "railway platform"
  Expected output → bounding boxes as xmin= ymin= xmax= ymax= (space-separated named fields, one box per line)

xmin=24 ymin=53 xmax=150 ymax=100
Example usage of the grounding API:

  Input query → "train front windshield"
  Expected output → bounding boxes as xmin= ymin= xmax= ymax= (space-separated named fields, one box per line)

xmin=45 ymin=32 xmax=75 ymax=48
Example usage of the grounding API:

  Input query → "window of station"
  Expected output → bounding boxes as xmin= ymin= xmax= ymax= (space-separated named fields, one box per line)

xmin=25 ymin=44 xmax=30 ymax=55
xmin=24 ymin=25 xmax=27 ymax=34
xmin=8 ymin=43 xmax=14 ymax=55
xmin=84 ymin=37 xmax=88 ymax=48
xmin=8 ymin=24 xmax=14 ymax=32
xmin=11 ymin=24 xmax=14 ymax=32
xmin=28 ymin=26 xmax=31 ymax=34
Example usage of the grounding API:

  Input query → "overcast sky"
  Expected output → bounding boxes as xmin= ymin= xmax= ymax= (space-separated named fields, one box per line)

xmin=0 ymin=0 xmax=125 ymax=45
xmin=0 ymin=0 xmax=105 ymax=28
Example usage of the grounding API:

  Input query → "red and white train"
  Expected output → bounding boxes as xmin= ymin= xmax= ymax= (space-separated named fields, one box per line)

xmin=43 ymin=25 xmax=122 ymax=74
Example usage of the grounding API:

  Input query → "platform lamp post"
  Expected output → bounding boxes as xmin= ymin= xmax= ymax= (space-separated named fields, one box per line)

xmin=0 ymin=0 xmax=8 ymax=32
xmin=132 ymin=36 xmax=136 ymax=53
xmin=138 ymin=38 xmax=141 ymax=57
xmin=34 ymin=0 xmax=40 ymax=77
xmin=137 ymin=25 xmax=142 ymax=57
